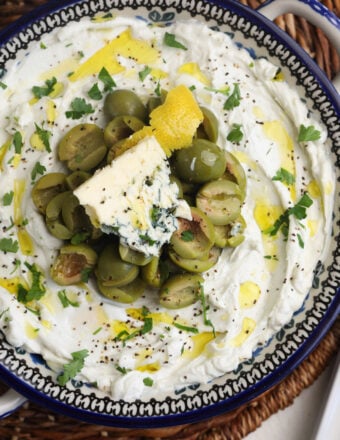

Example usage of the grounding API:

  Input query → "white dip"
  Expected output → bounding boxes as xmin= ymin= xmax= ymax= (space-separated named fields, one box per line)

xmin=0 ymin=15 xmax=335 ymax=400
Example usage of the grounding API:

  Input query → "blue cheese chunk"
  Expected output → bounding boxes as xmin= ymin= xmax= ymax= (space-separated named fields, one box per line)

xmin=74 ymin=136 xmax=191 ymax=256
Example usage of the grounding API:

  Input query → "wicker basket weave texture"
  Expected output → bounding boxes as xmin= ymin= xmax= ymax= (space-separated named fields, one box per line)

xmin=0 ymin=1 xmax=339 ymax=439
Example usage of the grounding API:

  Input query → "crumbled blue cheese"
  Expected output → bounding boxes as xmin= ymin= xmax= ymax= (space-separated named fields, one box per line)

xmin=74 ymin=136 xmax=191 ymax=256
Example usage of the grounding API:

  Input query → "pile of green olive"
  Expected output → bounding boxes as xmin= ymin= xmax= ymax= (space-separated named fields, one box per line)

xmin=32 ymin=89 xmax=247 ymax=308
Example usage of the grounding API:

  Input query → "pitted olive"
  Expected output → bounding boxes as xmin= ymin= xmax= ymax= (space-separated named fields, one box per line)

xmin=168 ymin=246 xmax=221 ymax=273
xmin=66 ymin=171 xmax=91 ymax=190
xmin=170 ymin=207 xmax=215 ymax=259
xmin=141 ymin=257 xmax=171 ymax=288
xmin=223 ymin=151 xmax=247 ymax=199
xmin=97 ymin=277 xmax=146 ymax=303
xmin=196 ymin=180 xmax=243 ymax=225
xmin=45 ymin=191 xmax=73 ymax=240
xmin=119 ymin=243 xmax=153 ymax=266
xmin=104 ymin=90 xmax=147 ymax=122
xmin=214 ymin=215 xmax=246 ymax=248
xmin=58 ymin=123 xmax=107 ymax=171
xmin=104 ymin=115 xmax=144 ymax=147
xmin=32 ymin=173 xmax=67 ymax=214
xmin=95 ymin=243 xmax=139 ymax=287
xmin=196 ymin=107 xmax=218 ymax=142
xmin=173 ymin=139 xmax=226 ymax=183
xmin=159 ymin=273 xmax=203 ymax=309
xmin=50 ymin=243 xmax=97 ymax=285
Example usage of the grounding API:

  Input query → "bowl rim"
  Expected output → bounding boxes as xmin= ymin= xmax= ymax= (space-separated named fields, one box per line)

xmin=0 ymin=0 xmax=339 ymax=428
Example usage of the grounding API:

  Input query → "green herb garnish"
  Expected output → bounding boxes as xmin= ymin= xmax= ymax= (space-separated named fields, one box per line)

xmin=98 ymin=67 xmax=116 ymax=91
xmin=34 ymin=123 xmax=51 ymax=152
xmin=163 ymin=32 xmax=187 ymax=50
xmin=199 ymin=284 xmax=215 ymax=336
xmin=57 ymin=349 xmax=89 ymax=386
xmin=139 ymin=66 xmax=152 ymax=82
xmin=2 ymin=190 xmax=14 ymax=206
xmin=174 ymin=322 xmax=199 ymax=334
xmin=13 ymin=131 xmax=23 ymax=154
xmin=181 ymin=230 xmax=194 ymax=242
xmin=31 ymin=161 xmax=46 ymax=182
xmin=17 ymin=262 xmax=46 ymax=303
xmin=298 ymin=124 xmax=321 ymax=142
xmin=227 ymin=124 xmax=243 ymax=143
xmin=224 ymin=83 xmax=241 ymax=110
xmin=57 ymin=290 xmax=79 ymax=308
xmin=88 ymin=83 xmax=103 ymax=100
xmin=32 ymin=77 xmax=57 ymax=99
xmin=0 ymin=238 xmax=19 ymax=253
xmin=143 ymin=377 xmax=154 ymax=387
xmin=272 ymin=167 xmax=295 ymax=185
xmin=65 ymin=98 xmax=95 ymax=119
xmin=0 ymin=81 xmax=7 ymax=90
xmin=139 ymin=234 xmax=157 ymax=245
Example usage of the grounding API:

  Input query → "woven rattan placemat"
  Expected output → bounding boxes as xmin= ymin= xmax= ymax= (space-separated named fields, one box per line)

xmin=0 ymin=1 xmax=339 ymax=439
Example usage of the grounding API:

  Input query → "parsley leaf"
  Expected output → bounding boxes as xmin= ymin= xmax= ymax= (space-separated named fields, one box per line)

xmin=80 ymin=267 xmax=92 ymax=283
xmin=65 ymin=98 xmax=95 ymax=119
xmin=272 ymin=168 xmax=295 ymax=185
xmin=13 ymin=131 xmax=23 ymax=154
xmin=57 ymin=349 xmax=89 ymax=386
xmin=31 ymin=161 xmax=46 ymax=182
xmin=98 ymin=67 xmax=116 ymax=91
xmin=181 ymin=230 xmax=194 ymax=242
xmin=174 ymin=322 xmax=199 ymax=334
xmin=199 ymin=284 xmax=216 ymax=336
xmin=57 ymin=290 xmax=79 ymax=308
xmin=224 ymin=84 xmax=241 ymax=110
xmin=139 ymin=66 xmax=152 ymax=82
xmin=265 ymin=192 xmax=313 ymax=237
xmin=139 ymin=234 xmax=157 ymax=245
xmin=115 ymin=364 xmax=131 ymax=375
xmin=32 ymin=77 xmax=57 ymax=99
xmin=0 ymin=238 xmax=19 ymax=253
xmin=227 ymin=124 xmax=243 ymax=143
xmin=143 ymin=377 xmax=154 ymax=387
xmin=298 ymin=124 xmax=321 ymax=142
xmin=71 ymin=231 xmax=90 ymax=245
xmin=0 ymin=81 xmax=7 ymax=90
xmin=87 ymin=83 xmax=103 ymax=100
xmin=34 ymin=123 xmax=51 ymax=152
xmin=2 ymin=190 xmax=14 ymax=206
xmin=163 ymin=32 xmax=187 ymax=50
xmin=17 ymin=262 xmax=46 ymax=303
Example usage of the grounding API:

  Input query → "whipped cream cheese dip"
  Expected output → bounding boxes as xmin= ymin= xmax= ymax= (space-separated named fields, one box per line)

xmin=0 ymin=14 xmax=335 ymax=400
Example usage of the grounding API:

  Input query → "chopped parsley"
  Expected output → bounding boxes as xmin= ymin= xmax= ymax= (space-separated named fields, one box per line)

xmin=298 ymin=124 xmax=321 ymax=142
xmin=32 ymin=77 xmax=57 ymax=99
xmin=181 ymin=230 xmax=194 ymax=242
xmin=57 ymin=349 xmax=89 ymax=386
xmin=143 ymin=377 xmax=154 ymax=387
xmin=98 ymin=67 xmax=116 ymax=91
xmin=139 ymin=234 xmax=157 ymax=246
xmin=13 ymin=131 xmax=23 ymax=154
xmin=154 ymin=81 xmax=161 ymax=97
xmin=71 ymin=231 xmax=90 ymax=245
xmin=31 ymin=161 xmax=46 ymax=182
xmin=34 ymin=123 xmax=51 ymax=152
xmin=139 ymin=66 xmax=152 ymax=82
xmin=0 ymin=81 xmax=7 ymax=90
xmin=0 ymin=238 xmax=19 ymax=253
xmin=272 ymin=168 xmax=295 ymax=185
xmin=2 ymin=190 xmax=14 ymax=206
xmin=174 ymin=322 xmax=199 ymax=334
xmin=224 ymin=84 xmax=241 ymax=110
xmin=200 ymin=284 xmax=215 ymax=336
xmin=115 ymin=365 xmax=131 ymax=375
xmin=57 ymin=290 xmax=80 ymax=308
xmin=65 ymin=98 xmax=95 ymax=119
xmin=115 ymin=316 xmax=153 ymax=344
xmin=265 ymin=192 xmax=313 ymax=239
xmin=163 ymin=32 xmax=187 ymax=50
xmin=80 ymin=267 xmax=92 ymax=283
xmin=88 ymin=83 xmax=103 ymax=100
xmin=17 ymin=263 xmax=46 ymax=303
xmin=227 ymin=124 xmax=243 ymax=143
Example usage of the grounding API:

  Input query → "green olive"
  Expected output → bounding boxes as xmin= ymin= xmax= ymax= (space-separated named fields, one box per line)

xmin=214 ymin=215 xmax=246 ymax=248
xmin=45 ymin=191 xmax=73 ymax=240
xmin=196 ymin=180 xmax=243 ymax=225
xmin=104 ymin=115 xmax=144 ymax=147
xmin=223 ymin=151 xmax=247 ymax=200
xmin=106 ymin=138 xmax=131 ymax=163
xmin=104 ymin=90 xmax=147 ymax=122
xmin=173 ymin=139 xmax=226 ymax=183
xmin=147 ymin=96 xmax=162 ymax=114
xmin=159 ymin=273 xmax=203 ymax=309
xmin=168 ymin=246 xmax=221 ymax=273
xmin=170 ymin=207 xmax=215 ymax=259
xmin=58 ymin=123 xmax=107 ymax=171
xmin=50 ymin=244 xmax=97 ymax=285
xmin=97 ymin=277 xmax=146 ymax=303
xmin=119 ymin=243 xmax=153 ymax=266
xmin=65 ymin=171 xmax=91 ymax=190
xmin=140 ymin=257 xmax=170 ymax=288
xmin=95 ymin=243 xmax=139 ymax=287
xmin=32 ymin=173 xmax=67 ymax=214
xmin=196 ymin=107 xmax=219 ymax=142
xmin=170 ymin=176 xmax=183 ymax=198
xmin=61 ymin=193 xmax=91 ymax=235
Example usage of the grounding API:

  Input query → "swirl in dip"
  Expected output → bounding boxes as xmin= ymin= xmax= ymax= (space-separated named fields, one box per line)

xmin=0 ymin=14 xmax=335 ymax=400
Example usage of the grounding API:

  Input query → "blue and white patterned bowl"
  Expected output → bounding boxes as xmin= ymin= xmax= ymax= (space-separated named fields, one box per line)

xmin=0 ymin=0 xmax=339 ymax=428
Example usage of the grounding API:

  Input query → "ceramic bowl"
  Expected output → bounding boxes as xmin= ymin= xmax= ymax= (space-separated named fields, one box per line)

xmin=0 ymin=0 xmax=339 ymax=428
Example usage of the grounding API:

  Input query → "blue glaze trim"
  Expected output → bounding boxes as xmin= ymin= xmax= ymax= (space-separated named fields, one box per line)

xmin=0 ymin=0 xmax=339 ymax=429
